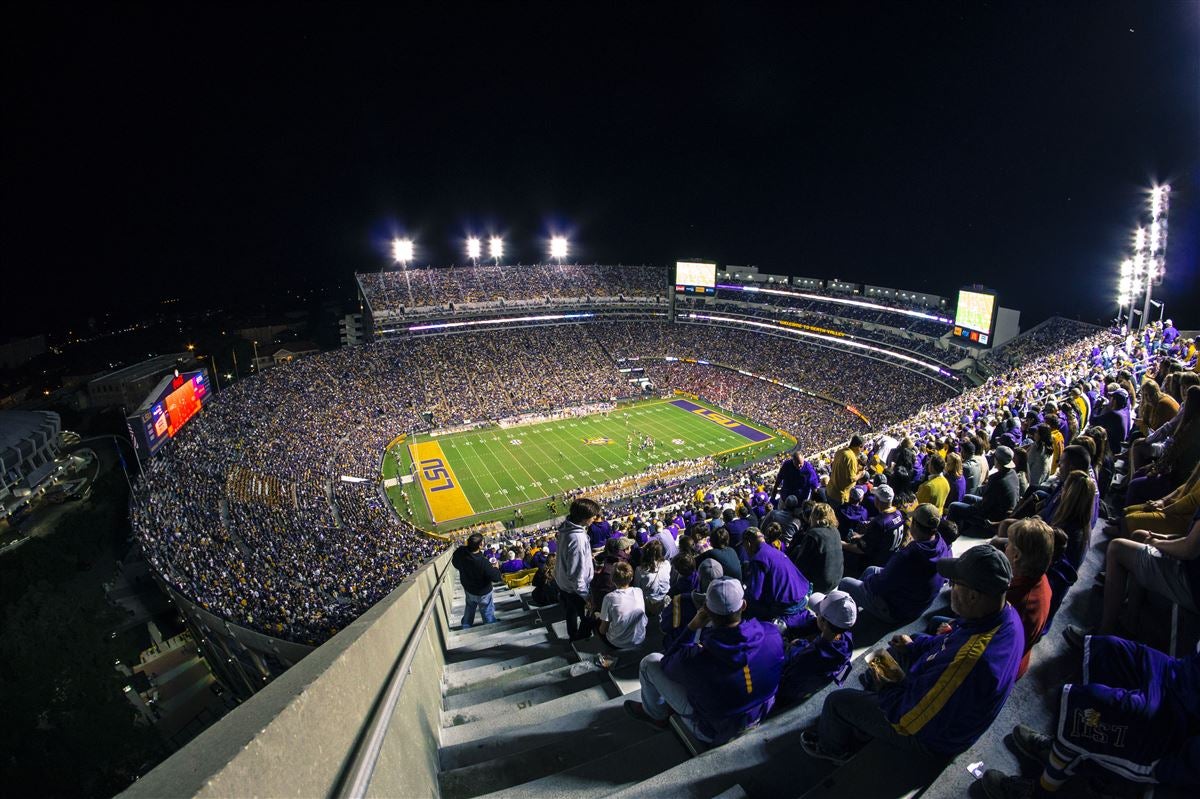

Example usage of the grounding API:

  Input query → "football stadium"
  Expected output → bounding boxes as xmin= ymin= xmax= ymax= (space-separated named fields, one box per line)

xmin=122 ymin=252 xmax=1199 ymax=799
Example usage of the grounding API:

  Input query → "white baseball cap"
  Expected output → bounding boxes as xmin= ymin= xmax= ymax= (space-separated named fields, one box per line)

xmin=809 ymin=590 xmax=857 ymax=629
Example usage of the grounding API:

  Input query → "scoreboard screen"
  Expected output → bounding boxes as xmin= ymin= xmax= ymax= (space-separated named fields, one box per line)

xmin=128 ymin=370 xmax=211 ymax=456
xmin=952 ymin=289 xmax=997 ymax=346
xmin=675 ymin=260 xmax=717 ymax=296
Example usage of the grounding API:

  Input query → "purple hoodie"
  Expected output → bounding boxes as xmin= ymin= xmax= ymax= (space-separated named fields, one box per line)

xmin=661 ymin=618 xmax=785 ymax=744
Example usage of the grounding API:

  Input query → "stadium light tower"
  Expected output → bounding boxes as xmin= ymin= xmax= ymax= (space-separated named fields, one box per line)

xmin=466 ymin=237 xmax=481 ymax=264
xmin=391 ymin=237 xmax=414 ymax=267
xmin=1141 ymin=184 xmax=1170 ymax=328
xmin=489 ymin=236 xmax=504 ymax=264
xmin=549 ymin=236 xmax=568 ymax=263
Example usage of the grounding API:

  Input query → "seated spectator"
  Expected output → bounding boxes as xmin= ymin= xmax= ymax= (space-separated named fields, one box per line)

xmin=843 ymin=485 xmax=906 ymax=570
xmin=945 ymin=451 xmax=967 ymax=505
xmin=530 ymin=553 xmax=560 ymax=607
xmin=838 ymin=503 xmax=950 ymax=625
xmin=1066 ymin=507 xmax=1200 ymax=644
xmin=590 ymin=536 xmax=634 ymax=611
xmin=777 ymin=590 xmax=856 ymax=706
xmin=981 ymin=634 xmax=1200 ymax=799
xmin=1122 ymin=460 xmax=1200 ymax=539
xmin=743 ymin=527 xmax=812 ymax=629
xmin=661 ymin=558 xmax=719 ymax=649
xmin=789 ymin=502 xmax=844 ymax=594
xmin=1124 ymin=386 xmax=1200 ymax=508
xmin=916 ymin=453 xmax=950 ymax=514
xmin=499 ymin=550 xmax=527 ymax=574
xmin=589 ymin=514 xmax=613 ymax=553
xmin=836 ymin=486 xmax=871 ymax=538
xmin=597 ymin=562 xmax=648 ymax=651
xmin=634 ymin=538 xmax=672 ymax=617
xmin=948 ymin=445 xmax=1021 ymax=538
xmin=1001 ymin=518 xmax=1054 ymax=678
xmin=626 ymin=577 xmax=785 ymax=745
xmin=802 ymin=545 xmax=1023 ymax=763
xmin=764 ymin=495 xmax=804 ymax=549
xmin=725 ymin=505 xmax=753 ymax=547
xmin=698 ymin=526 xmax=743 ymax=580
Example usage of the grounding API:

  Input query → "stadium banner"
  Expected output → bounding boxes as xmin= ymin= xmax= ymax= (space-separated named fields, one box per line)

xmin=777 ymin=318 xmax=847 ymax=338
xmin=386 ymin=433 xmax=408 ymax=449
xmin=672 ymin=390 xmax=700 ymax=400
xmin=407 ymin=440 xmax=475 ymax=522
xmin=669 ymin=399 xmax=773 ymax=443
xmin=845 ymin=404 xmax=871 ymax=425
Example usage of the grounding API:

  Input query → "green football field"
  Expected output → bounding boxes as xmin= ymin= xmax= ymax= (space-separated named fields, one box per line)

xmin=381 ymin=397 xmax=790 ymax=532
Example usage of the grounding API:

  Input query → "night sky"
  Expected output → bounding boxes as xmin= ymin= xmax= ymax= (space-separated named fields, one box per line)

xmin=5 ymin=2 xmax=1198 ymax=340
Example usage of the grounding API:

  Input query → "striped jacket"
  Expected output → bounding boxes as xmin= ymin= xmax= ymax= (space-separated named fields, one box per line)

xmin=878 ymin=604 xmax=1023 ymax=755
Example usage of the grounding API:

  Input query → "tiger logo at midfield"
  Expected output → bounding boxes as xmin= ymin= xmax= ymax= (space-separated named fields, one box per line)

xmin=583 ymin=437 xmax=613 ymax=446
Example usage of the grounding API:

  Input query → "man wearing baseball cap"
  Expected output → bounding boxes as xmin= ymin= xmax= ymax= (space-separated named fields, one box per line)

xmin=777 ymin=590 xmax=856 ymax=705
xmin=838 ymin=503 xmax=952 ymax=625
xmin=802 ymin=545 xmax=1023 ymax=763
xmin=947 ymin=445 xmax=1021 ymax=538
xmin=627 ymin=577 xmax=785 ymax=745
xmin=843 ymin=484 xmax=906 ymax=570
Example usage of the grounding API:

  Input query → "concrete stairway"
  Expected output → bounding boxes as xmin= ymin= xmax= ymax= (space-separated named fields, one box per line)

xmin=437 ymin=583 xmax=691 ymax=799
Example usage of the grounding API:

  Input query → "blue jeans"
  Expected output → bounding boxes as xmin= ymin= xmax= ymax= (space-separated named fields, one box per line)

xmin=462 ymin=590 xmax=495 ymax=628
xmin=838 ymin=567 xmax=894 ymax=623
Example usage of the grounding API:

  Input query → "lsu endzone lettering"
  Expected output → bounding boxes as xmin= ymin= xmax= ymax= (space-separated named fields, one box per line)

xmin=408 ymin=440 xmax=474 ymax=522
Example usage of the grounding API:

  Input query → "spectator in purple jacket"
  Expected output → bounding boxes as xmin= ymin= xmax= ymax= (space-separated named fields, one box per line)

xmin=626 ymin=577 xmax=785 ymax=745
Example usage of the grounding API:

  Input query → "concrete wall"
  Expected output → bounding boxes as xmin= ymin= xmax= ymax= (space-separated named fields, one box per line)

xmin=122 ymin=548 xmax=455 ymax=799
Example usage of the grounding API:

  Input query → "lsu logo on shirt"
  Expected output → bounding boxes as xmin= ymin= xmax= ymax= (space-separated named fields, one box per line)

xmin=408 ymin=440 xmax=474 ymax=522
xmin=583 ymin=437 xmax=613 ymax=445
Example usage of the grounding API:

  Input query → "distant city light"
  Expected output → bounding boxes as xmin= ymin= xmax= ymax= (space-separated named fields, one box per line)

xmin=489 ymin=236 xmax=504 ymax=261
xmin=466 ymin=237 xmax=481 ymax=261
xmin=549 ymin=236 xmax=568 ymax=260
xmin=391 ymin=238 xmax=414 ymax=263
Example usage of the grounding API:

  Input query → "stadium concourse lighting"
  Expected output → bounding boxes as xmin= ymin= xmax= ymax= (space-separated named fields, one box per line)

xmin=489 ymin=236 xmax=504 ymax=263
xmin=550 ymin=236 xmax=568 ymax=262
xmin=466 ymin=237 xmax=481 ymax=263
xmin=391 ymin=237 xmax=414 ymax=266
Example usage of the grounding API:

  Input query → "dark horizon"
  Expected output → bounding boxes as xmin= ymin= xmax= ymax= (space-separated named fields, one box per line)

xmin=5 ymin=2 xmax=1199 ymax=340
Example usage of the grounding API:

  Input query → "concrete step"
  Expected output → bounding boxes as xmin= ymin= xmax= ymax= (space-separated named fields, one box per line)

xmin=471 ymin=728 xmax=690 ymax=799
xmin=440 ymin=683 xmax=620 ymax=747
xmin=797 ymin=739 xmax=947 ymax=799
xmin=438 ymin=713 xmax=665 ymax=799
xmin=437 ymin=692 xmax=639 ymax=771
xmin=444 ymin=654 xmax=574 ymax=698
xmin=441 ymin=669 xmax=613 ymax=727
xmin=443 ymin=639 xmax=567 ymax=670
xmin=447 ymin=615 xmax=538 ymax=639
xmin=444 ymin=626 xmax=554 ymax=655
xmin=444 ymin=659 xmax=601 ymax=710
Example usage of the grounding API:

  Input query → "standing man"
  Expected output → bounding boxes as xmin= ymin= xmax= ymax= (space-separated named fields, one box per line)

xmin=556 ymin=497 xmax=602 ymax=641
xmin=452 ymin=533 xmax=502 ymax=629
xmin=829 ymin=435 xmax=866 ymax=507
xmin=772 ymin=450 xmax=820 ymax=506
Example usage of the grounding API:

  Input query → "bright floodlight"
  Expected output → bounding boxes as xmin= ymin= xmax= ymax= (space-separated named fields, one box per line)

xmin=1133 ymin=227 xmax=1146 ymax=252
xmin=1120 ymin=260 xmax=1133 ymax=277
xmin=392 ymin=237 xmax=414 ymax=263
xmin=466 ymin=237 xmax=481 ymax=260
xmin=1151 ymin=185 xmax=1170 ymax=218
xmin=489 ymin=236 xmax=504 ymax=261
xmin=550 ymin=236 xmax=568 ymax=260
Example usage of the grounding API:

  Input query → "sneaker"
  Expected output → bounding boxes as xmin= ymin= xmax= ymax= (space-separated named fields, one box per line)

xmin=623 ymin=700 xmax=670 ymax=730
xmin=1063 ymin=624 xmax=1089 ymax=650
xmin=798 ymin=729 xmax=849 ymax=765
xmin=980 ymin=769 xmax=1034 ymax=799
xmin=1009 ymin=724 xmax=1053 ymax=764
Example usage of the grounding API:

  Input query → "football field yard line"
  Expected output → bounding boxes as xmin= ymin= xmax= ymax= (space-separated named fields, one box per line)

xmin=444 ymin=436 xmax=507 ymax=511
xmin=477 ymin=432 xmax=543 ymax=506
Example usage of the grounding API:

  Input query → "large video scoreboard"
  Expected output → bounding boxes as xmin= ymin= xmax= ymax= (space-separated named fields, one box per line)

xmin=952 ymin=288 xmax=997 ymax=347
xmin=127 ymin=369 xmax=211 ymax=457
xmin=675 ymin=260 xmax=717 ymax=296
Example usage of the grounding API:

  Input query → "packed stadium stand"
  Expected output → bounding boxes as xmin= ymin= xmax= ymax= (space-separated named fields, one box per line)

xmin=124 ymin=265 xmax=1198 ymax=799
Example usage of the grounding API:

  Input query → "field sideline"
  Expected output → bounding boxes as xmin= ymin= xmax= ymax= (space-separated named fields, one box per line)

xmin=381 ymin=397 xmax=789 ymax=531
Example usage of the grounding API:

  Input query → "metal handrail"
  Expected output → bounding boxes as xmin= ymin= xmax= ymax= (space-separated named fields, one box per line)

xmin=335 ymin=562 xmax=449 ymax=799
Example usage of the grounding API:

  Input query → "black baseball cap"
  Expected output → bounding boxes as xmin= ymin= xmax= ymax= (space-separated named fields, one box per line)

xmin=937 ymin=545 xmax=1012 ymax=596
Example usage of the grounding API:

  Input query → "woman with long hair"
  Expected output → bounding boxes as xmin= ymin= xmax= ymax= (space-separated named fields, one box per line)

xmin=1125 ymin=385 xmax=1200 ymax=507
xmin=1049 ymin=470 xmax=1098 ymax=568
xmin=634 ymin=538 xmax=671 ymax=616
xmin=945 ymin=451 xmax=967 ymax=505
